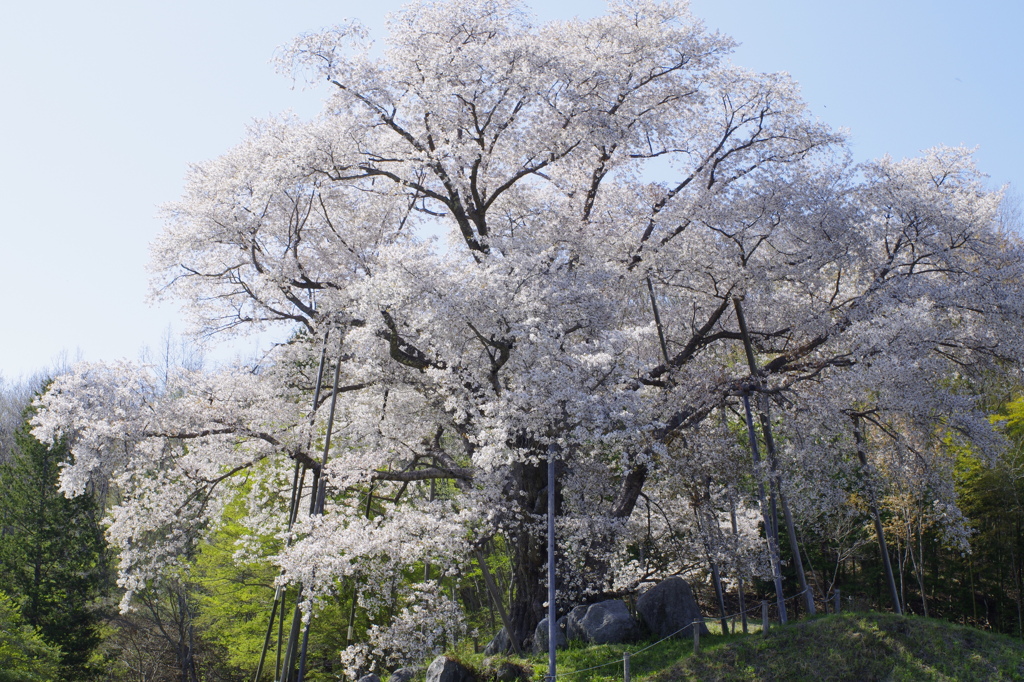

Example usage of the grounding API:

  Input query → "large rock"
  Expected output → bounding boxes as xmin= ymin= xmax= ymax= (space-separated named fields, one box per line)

xmin=493 ymin=661 xmax=531 ymax=681
xmin=389 ymin=669 xmax=418 ymax=682
xmin=426 ymin=655 xmax=476 ymax=682
xmin=357 ymin=675 xmax=381 ymax=682
xmin=636 ymin=577 xmax=709 ymax=639
xmin=532 ymin=615 xmax=568 ymax=653
xmin=566 ymin=600 xmax=638 ymax=644
xmin=482 ymin=627 xmax=510 ymax=655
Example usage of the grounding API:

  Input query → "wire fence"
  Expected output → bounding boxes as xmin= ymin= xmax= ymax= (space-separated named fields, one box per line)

xmin=547 ymin=586 xmax=841 ymax=680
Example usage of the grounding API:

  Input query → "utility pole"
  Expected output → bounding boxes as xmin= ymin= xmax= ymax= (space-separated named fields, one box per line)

xmin=547 ymin=443 xmax=557 ymax=682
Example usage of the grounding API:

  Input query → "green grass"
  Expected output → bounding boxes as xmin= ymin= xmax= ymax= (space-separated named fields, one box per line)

xmin=444 ymin=613 xmax=1024 ymax=682
xmin=657 ymin=612 xmax=1024 ymax=682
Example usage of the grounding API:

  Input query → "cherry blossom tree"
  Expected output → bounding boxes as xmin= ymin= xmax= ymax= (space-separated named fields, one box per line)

xmin=33 ymin=0 xmax=1024 ymax=665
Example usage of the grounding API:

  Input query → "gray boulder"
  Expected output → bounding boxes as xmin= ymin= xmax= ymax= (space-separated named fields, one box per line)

xmin=566 ymin=599 xmax=638 ymax=644
xmin=494 ymin=661 xmax=530 ymax=681
xmin=482 ymin=627 xmax=510 ymax=655
xmin=636 ymin=576 xmax=709 ymax=639
xmin=532 ymin=615 xmax=568 ymax=653
xmin=389 ymin=669 xmax=418 ymax=682
xmin=480 ymin=659 xmax=530 ymax=682
xmin=426 ymin=655 xmax=476 ymax=682
xmin=357 ymin=675 xmax=381 ymax=682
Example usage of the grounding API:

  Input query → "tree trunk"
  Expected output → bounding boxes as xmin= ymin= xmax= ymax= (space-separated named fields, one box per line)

xmin=505 ymin=459 xmax=549 ymax=649
xmin=503 ymin=446 xmax=647 ymax=649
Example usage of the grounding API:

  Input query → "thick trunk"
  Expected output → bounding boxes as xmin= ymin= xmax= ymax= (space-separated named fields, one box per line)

xmin=568 ymin=462 xmax=650 ymax=603
xmin=508 ymin=537 xmax=546 ymax=649
xmin=504 ymin=450 xmax=648 ymax=649
xmin=506 ymin=459 xmax=547 ymax=649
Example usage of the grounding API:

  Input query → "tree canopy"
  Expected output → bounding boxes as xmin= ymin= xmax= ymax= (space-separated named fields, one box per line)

xmin=32 ymin=0 xmax=1024 ymax=670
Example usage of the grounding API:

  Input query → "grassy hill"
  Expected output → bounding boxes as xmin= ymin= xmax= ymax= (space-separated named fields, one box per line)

xmin=652 ymin=612 xmax=1024 ymax=681
xmin=455 ymin=612 xmax=1024 ymax=681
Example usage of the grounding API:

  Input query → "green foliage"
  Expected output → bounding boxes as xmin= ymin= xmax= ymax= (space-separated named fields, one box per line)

xmin=192 ymin=501 xmax=280 ymax=673
xmin=993 ymin=396 xmax=1024 ymax=440
xmin=0 ymin=406 xmax=105 ymax=680
xmin=932 ymin=394 xmax=1024 ymax=633
xmin=0 ymin=591 xmax=61 ymax=682
xmin=191 ymin=472 xmax=350 ymax=679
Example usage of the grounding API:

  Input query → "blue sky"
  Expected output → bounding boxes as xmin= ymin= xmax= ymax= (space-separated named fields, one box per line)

xmin=1 ymin=0 xmax=1021 ymax=380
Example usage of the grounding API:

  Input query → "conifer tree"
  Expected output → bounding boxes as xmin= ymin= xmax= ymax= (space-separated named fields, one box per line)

xmin=0 ymin=405 xmax=105 ymax=680
xmin=0 ymin=590 xmax=61 ymax=682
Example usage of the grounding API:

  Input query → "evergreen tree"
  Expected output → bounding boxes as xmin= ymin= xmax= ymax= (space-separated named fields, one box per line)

xmin=0 ymin=404 xmax=105 ymax=679
xmin=0 ymin=590 xmax=61 ymax=682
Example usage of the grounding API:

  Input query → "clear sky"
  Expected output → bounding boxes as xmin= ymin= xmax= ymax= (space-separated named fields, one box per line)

xmin=1 ymin=0 xmax=1021 ymax=380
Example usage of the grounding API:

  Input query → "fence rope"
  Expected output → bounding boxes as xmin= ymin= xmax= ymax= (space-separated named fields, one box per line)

xmin=549 ymin=586 xmax=819 ymax=679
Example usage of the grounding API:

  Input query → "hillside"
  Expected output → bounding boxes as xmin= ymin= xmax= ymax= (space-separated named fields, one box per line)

xmin=651 ymin=612 xmax=1024 ymax=682
xmin=457 ymin=613 xmax=1024 ymax=682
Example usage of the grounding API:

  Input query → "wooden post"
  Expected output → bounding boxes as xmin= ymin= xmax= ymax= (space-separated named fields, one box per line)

xmin=761 ymin=601 xmax=769 ymax=634
xmin=696 ymin=485 xmax=730 ymax=635
xmin=623 ymin=652 xmax=631 ymax=682
xmin=834 ymin=589 xmax=841 ymax=614
xmin=297 ymin=333 xmax=346 ymax=682
xmin=726 ymin=427 xmax=750 ymax=636
xmin=852 ymin=416 xmax=902 ymax=616
xmin=734 ymin=297 xmax=814 ymax=618
xmin=253 ymin=585 xmax=281 ymax=682
xmin=743 ymin=393 xmax=787 ymax=623
xmin=693 ymin=620 xmax=700 ymax=653
xmin=475 ymin=550 xmax=522 ymax=656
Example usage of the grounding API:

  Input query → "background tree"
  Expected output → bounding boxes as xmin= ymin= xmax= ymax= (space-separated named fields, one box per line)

xmin=0 ymin=375 xmax=40 ymax=465
xmin=0 ymin=590 xmax=61 ymax=682
xmin=0 ymin=403 xmax=105 ymax=679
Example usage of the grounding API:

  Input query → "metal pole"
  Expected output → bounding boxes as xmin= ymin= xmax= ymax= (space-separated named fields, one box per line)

xmin=733 ymin=299 xmax=781 ymax=541
xmin=761 ymin=600 xmax=769 ymax=635
xmin=296 ymin=612 xmax=314 ymax=682
xmin=693 ymin=620 xmax=700 ymax=654
xmin=710 ymin=560 xmax=729 ymax=635
xmin=646 ymin=276 xmax=670 ymax=365
xmin=275 ymin=589 xmax=286 ymax=679
xmin=696 ymin=480 xmax=730 ymax=634
xmin=623 ymin=652 xmax=631 ymax=682
xmin=547 ymin=443 xmax=557 ymax=682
